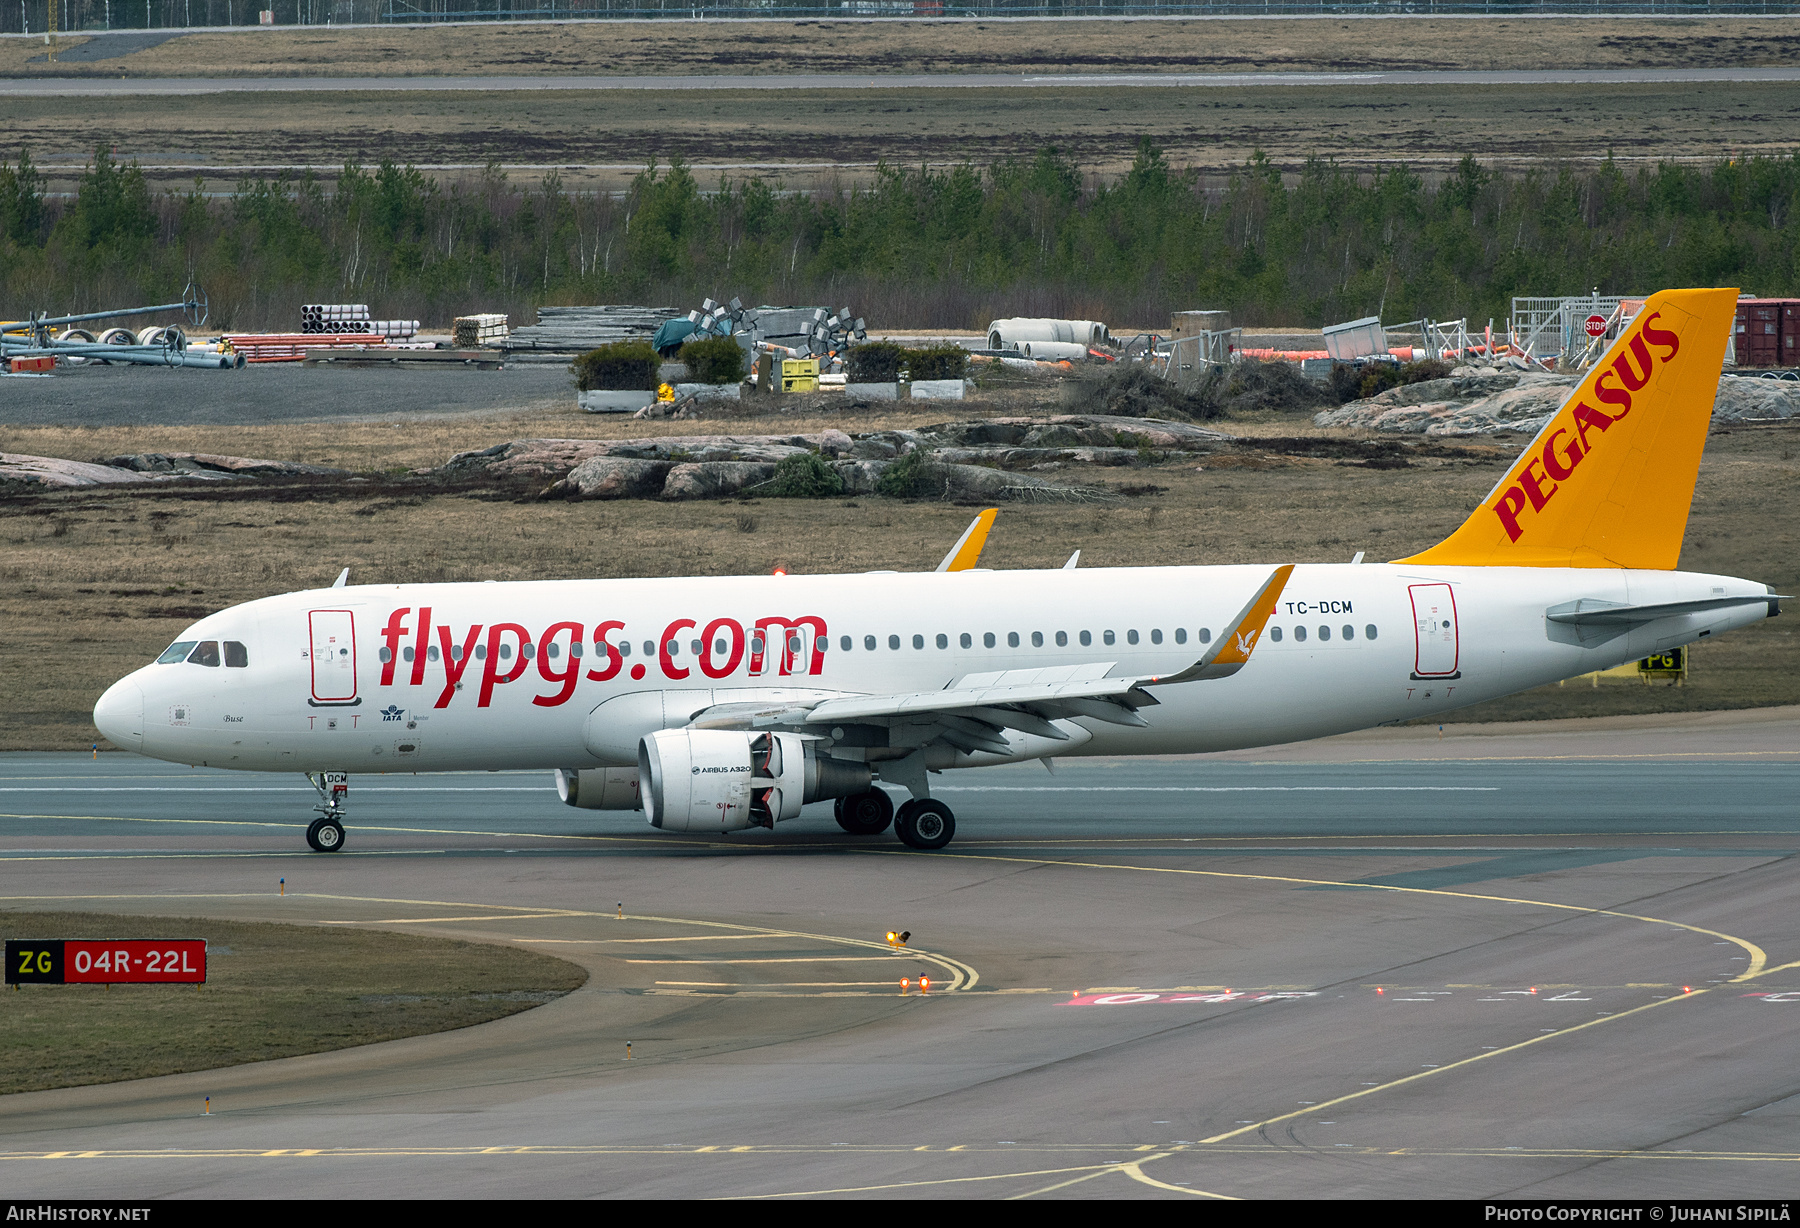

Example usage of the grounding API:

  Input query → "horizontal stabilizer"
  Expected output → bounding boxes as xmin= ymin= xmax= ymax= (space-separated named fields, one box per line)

xmin=1546 ymin=593 xmax=1784 ymax=626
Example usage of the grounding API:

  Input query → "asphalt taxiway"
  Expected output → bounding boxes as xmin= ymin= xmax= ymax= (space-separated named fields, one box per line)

xmin=2 ymin=708 xmax=1798 ymax=1199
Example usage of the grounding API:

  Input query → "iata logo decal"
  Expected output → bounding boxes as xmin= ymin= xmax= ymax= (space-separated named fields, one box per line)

xmin=1490 ymin=311 xmax=1680 ymax=542
xmin=379 ymin=705 xmax=405 ymax=721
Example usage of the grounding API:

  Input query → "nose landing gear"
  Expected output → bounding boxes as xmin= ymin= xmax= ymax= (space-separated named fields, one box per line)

xmin=305 ymin=771 xmax=349 ymax=853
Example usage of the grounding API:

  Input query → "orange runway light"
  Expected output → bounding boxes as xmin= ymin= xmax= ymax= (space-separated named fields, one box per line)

xmin=921 ymin=976 xmax=931 ymax=995
xmin=900 ymin=978 xmax=910 ymax=994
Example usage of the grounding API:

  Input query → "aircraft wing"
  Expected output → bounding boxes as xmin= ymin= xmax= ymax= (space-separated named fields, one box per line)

xmin=684 ymin=566 xmax=1293 ymax=756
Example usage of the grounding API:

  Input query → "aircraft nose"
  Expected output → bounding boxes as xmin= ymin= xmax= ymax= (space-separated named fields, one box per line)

xmin=94 ymin=677 xmax=145 ymax=749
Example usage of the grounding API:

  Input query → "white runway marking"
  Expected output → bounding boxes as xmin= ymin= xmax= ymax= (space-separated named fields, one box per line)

xmin=935 ymin=786 xmax=1498 ymax=793
xmin=1 ymin=785 xmax=1496 ymax=793
xmin=0 ymin=786 xmax=542 ymax=792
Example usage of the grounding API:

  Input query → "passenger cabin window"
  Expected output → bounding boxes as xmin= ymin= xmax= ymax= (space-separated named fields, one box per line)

xmin=157 ymin=641 xmax=197 ymax=664
xmin=1032 ymin=632 xmax=1044 ymax=647
xmin=888 ymin=635 xmax=900 ymax=650
xmin=983 ymin=632 xmax=995 ymax=649
xmin=1126 ymin=630 xmax=1139 ymax=645
xmin=1366 ymin=624 xmax=1379 ymax=640
xmin=1055 ymin=631 xmax=1068 ymax=647
xmin=1079 ymin=631 xmax=1092 ymax=647
xmin=1174 ymin=628 xmax=1187 ymax=645
xmin=936 ymin=633 xmax=949 ymax=649
xmin=1294 ymin=626 xmax=1307 ymax=643
xmin=912 ymin=634 xmax=925 ymax=650
xmin=187 ymin=641 xmax=221 ymax=667
xmin=1150 ymin=629 xmax=1162 ymax=645
xmin=960 ymin=633 xmax=972 ymax=649
xmin=428 ymin=645 xmax=441 ymax=662
xmin=1270 ymin=627 xmax=1284 ymax=643
xmin=1008 ymin=632 xmax=1020 ymax=648
xmin=1342 ymin=625 xmax=1355 ymax=641
xmin=1198 ymin=628 xmax=1212 ymax=643
xmin=865 ymin=635 xmax=877 ymax=651
xmin=1318 ymin=626 xmax=1331 ymax=642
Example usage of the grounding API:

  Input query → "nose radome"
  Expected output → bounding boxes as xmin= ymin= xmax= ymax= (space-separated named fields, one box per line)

xmin=94 ymin=677 xmax=145 ymax=748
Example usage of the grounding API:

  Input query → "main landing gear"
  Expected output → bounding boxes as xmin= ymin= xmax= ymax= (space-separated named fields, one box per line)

xmin=894 ymin=799 xmax=955 ymax=851
xmin=305 ymin=771 xmax=349 ymax=853
xmin=834 ymin=788 xmax=957 ymax=850
xmin=834 ymin=788 xmax=894 ymax=835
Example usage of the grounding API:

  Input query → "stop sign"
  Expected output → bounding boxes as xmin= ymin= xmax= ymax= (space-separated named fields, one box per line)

xmin=1584 ymin=314 xmax=1608 ymax=337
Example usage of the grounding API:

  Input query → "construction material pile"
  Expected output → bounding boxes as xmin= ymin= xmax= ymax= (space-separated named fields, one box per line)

xmin=505 ymin=305 xmax=683 ymax=353
xmin=301 ymin=304 xmax=419 ymax=339
xmin=454 ymin=314 xmax=509 ymax=348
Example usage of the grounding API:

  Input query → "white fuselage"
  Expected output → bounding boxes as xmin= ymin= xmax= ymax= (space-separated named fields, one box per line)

xmin=93 ymin=563 xmax=1771 ymax=777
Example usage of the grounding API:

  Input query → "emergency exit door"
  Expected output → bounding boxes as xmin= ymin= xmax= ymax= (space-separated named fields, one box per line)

xmin=309 ymin=609 xmax=359 ymax=704
xmin=1409 ymin=584 xmax=1460 ymax=679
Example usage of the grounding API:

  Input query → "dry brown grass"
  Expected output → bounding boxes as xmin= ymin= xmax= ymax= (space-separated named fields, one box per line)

xmin=6 ymin=18 xmax=1797 ymax=79
xmin=4 ymin=410 xmax=1796 ymax=750
xmin=0 ymin=911 xmax=586 ymax=1095
xmin=15 ymin=79 xmax=1800 ymax=196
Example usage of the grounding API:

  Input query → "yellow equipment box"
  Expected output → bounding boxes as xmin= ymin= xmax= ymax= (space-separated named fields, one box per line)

xmin=781 ymin=357 xmax=819 ymax=393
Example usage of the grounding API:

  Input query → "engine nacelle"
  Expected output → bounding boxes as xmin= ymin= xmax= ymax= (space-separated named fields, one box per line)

xmin=638 ymin=729 xmax=872 ymax=833
xmin=554 ymin=767 xmax=641 ymax=810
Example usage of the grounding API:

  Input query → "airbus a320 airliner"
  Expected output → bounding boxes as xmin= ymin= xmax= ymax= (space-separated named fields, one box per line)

xmin=92 ymin=288 xmax=1779 ymax=853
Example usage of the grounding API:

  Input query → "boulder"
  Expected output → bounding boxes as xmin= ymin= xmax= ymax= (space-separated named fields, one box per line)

xmin=661 ymin=461 xmax=778 ymax=500
xmin=546 ymin=456 xmax=673 ymax=500
xmin=834 ymin=459 xmax=892 ymax=494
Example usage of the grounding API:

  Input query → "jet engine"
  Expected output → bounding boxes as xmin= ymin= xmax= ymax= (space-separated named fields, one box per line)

xmin=638 ymin=729 xmax=872 ymax=833
xmin=555 ymin=767 xmax=642 ymax=810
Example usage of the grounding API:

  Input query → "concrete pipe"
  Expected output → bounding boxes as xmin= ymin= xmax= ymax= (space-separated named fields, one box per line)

xmin=1020 ymin=341 xmax=1093 ymax=361
xmin=55 ymin=329 xmax=97 ymax=365
xmin=986 ymin=318 xmax=1112 ymax=351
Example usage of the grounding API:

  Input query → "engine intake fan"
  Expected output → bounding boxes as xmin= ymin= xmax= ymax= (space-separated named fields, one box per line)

xmin=638 ymin=728 xmax=872 ymax=833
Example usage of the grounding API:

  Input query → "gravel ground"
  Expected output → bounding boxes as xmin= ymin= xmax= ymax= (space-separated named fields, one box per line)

xmin=0 ymin=361 xmax=578 ymax=427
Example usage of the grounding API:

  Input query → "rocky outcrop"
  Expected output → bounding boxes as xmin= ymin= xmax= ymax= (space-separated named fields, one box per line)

xmin=1714 ymin=375 xmax=1800 ymax=422
xmin=1314 ymin=371 xmax=1800 ymax=436
xmin=2 ymin=451 xmax=345 ymax=491
xmin=661 ymin=461 xmax=779 ymax=500
xmin=544 ymin=457 xmax=673 ymax=500
xmin=103 ymin=452 xmax=346 ymax=477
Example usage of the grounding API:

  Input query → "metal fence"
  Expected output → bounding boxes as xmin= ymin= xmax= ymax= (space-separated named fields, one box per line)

xmin=5 ymin=0 xmax=1797 ymax=34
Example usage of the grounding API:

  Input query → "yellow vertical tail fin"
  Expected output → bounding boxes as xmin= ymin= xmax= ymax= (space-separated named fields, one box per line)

xmin=1397 ymin=287 xmax=1737 ymax=570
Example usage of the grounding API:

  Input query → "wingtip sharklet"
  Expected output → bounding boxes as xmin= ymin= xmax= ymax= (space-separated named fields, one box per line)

xmin=1148 ymin=564 xmax=1294 ymax=686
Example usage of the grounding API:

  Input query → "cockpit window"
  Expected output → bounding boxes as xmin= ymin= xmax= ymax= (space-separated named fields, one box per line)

xmin=156 ymin=641 xmax=197 ymax=664
xmin=187 ymin=641 xmax=221 ymax=668
xmin=224 ymin=641 xmax=248 ymax=668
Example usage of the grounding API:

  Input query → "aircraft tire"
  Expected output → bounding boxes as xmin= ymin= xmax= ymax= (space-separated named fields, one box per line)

xmin=306 ymin=817 xmax=346 ymax=853
xmin=834 ymin=788 xmax=895 ymax=835
xmin=894 ymin=800 xmax=955 ymax=851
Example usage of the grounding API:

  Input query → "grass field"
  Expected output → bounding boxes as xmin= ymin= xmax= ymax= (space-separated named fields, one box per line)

xmin=16 ymin=79 xmax=1799 ymax=196
xmin=5 ymin=17 xmax=1798 ymax=79
xmin=0 ymin=911 xmax=587 ymax=1095
xmin=2 ymin=406 xmax=1795 ymax=751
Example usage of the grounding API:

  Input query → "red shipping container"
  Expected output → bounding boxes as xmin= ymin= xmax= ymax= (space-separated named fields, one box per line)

xmin=1734 ymin=299 xmax=1796 ymax=367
